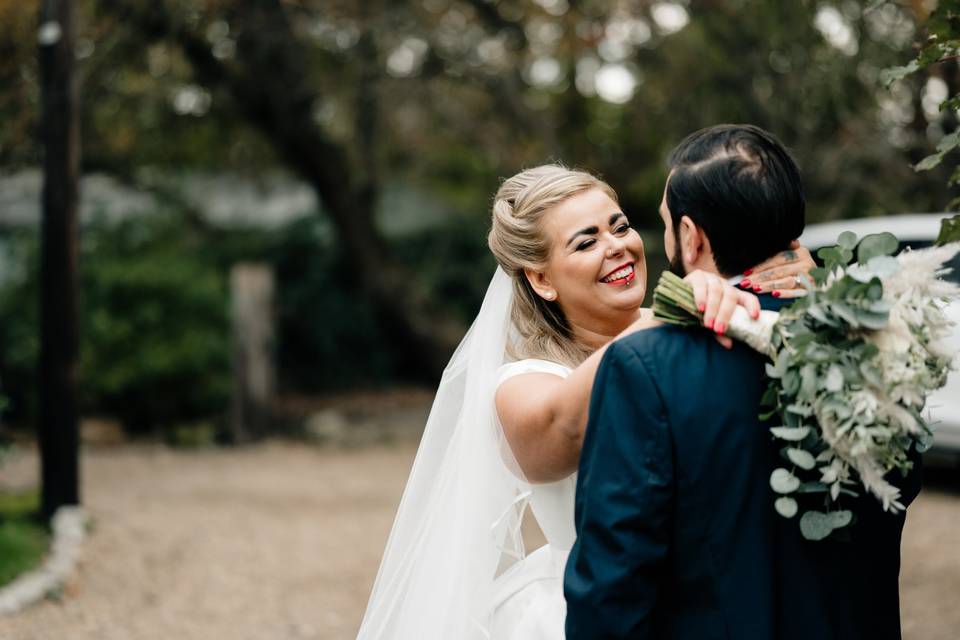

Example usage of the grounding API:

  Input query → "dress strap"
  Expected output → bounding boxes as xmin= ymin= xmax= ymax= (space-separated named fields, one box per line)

xmin=496 ymin=359 xmax=572 ymax=388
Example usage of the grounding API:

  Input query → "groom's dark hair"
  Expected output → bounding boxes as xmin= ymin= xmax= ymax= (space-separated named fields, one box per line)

xmin=665 ymin=124 xmax=805 ymax=276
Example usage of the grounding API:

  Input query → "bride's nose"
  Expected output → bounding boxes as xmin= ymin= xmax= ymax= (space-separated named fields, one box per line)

xmin=605 ymin=234 xmax=626 ymax=259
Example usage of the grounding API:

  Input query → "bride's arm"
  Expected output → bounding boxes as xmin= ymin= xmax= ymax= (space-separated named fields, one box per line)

xmin=496 ymin=271 xmax=759 ymax=483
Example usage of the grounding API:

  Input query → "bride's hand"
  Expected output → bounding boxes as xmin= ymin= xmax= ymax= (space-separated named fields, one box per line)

xmin=685 ymin=270 xmax=761 ymax=349
xmin=741 ymin=240 xmax=815 ymax=299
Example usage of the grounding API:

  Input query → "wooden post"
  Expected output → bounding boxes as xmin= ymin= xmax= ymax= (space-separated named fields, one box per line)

xmin=38 ymin=0 xmax=81 ymax=520
xmin=229 ymin=264 xmax=275 ymax=443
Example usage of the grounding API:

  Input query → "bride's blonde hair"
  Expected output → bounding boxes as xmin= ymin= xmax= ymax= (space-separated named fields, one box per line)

xmin=488 ymin=164 xmax=619 ymax=368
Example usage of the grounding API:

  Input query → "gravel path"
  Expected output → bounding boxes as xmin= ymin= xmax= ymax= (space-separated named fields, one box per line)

xmin=0 ymin=441 xmax=957 ymax=639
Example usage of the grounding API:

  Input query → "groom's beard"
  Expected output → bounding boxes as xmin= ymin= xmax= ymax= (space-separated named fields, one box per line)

xmin=667 ymin=247 xmax=687 ymax=277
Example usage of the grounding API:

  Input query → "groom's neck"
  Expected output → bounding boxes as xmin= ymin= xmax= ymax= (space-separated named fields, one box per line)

xmin=684 ymin=253 xmax=727 ymax=279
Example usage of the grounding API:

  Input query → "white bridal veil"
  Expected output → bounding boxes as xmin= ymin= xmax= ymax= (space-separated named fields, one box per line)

xmin=357 ymin=267 xmax=532 ymax=639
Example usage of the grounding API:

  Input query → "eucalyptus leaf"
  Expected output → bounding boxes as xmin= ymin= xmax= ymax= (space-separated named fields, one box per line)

xmin=856 ymin=309 xmax=889 ymax=330
xmin=770 ymin=426 xmax=811 ymax=441
xmin=831 ymin=302 xmax=860 ymax=327
xmin=765 ymin=350 xmax=789 ymax=379
xmin=770 ymin=468 xmax=801 ymax=494
xmin=879 ymin=60 xmax=919 ymax=86
xmin=837 ymin=231 xmax=858 ymax=249
xmin=936 ymin=215 xmax=960 ymax=246
xmin=846 ymin=264 xmax=875 ymax=283
xmin=936 ymin=129 xmax=960 ymax=154
xmin=820 ymin=397 xmax=852 ymax=420
xmin=786 ymin=403 xmax=813 ymax=417
xmin=914 ymin=151 xmax=945 ymax=172
xmin=857 ymin=233 xmax=899 ymax=263
xmin=799 ymin=511 xmax=834 ymax=541
xmin=825 ymin=366 xmax=844 ymax=392
xmin=859 ymin=361 xmax=883 ymax=388
xmin=775 ymin=497 xmax=798 ymax=518
xmin=800 ymin=364 xmax=817 ymax=398
xmin=786 ymin=447 xmax=816 ymax=470
xmin=826 ymin=510 xmax=853 ymax=529
xmin=784 ymin=410 xmax=800 ymax=429
xmin=817 ymin=245 xmax=843 ymax=265
xmin=806 ymin=304 xmax=832 ymax=326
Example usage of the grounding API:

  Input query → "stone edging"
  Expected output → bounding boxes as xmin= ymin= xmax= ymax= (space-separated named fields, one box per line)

xmin=0 ymin=506 xmax=88 ymax=615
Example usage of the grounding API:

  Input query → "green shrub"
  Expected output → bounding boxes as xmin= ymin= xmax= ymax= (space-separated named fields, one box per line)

xmin=80 ymin=216 xmax=230 ymax=432
xmin=0 ymin=202 xmax=494 ymax=430
xmin=0 ymin=490 xmax=47 ymax=588
xmin=0 ymin=211 xmax=230 ymax=433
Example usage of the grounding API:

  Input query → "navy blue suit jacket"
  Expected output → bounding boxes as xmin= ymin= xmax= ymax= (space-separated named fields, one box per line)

xmin=564 ymin=296 xmax=920 ymax=640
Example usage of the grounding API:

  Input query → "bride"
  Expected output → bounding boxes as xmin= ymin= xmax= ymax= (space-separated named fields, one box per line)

xmin=357 ymin=165 xmax=812 ymax=639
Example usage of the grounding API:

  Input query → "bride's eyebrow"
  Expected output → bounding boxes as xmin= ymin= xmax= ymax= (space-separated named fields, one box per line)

xmin=566 ymin=225 xmax=598 ymax=247
xmin=565 ymin=212 xmax=626 ymax=247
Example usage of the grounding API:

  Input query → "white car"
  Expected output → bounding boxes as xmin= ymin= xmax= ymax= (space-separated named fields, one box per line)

xmin=799 ymin=214 xmax=960 ymax=456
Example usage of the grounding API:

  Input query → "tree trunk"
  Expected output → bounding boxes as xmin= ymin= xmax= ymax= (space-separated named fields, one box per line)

xmin=38 ymin=0 xmax=81 ymax=521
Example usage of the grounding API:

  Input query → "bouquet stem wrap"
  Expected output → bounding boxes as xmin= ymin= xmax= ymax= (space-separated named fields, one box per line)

xmin=653 ymin=272 xmax=779 ymax=358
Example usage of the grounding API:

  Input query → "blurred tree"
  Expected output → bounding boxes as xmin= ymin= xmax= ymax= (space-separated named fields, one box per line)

xmin=1 ymin=0 xmax=953 ymax=386
xmin=95 ymin=0 xmax=474 ymax=380
xmin=879 ymin=0 xmax=960 ymax=240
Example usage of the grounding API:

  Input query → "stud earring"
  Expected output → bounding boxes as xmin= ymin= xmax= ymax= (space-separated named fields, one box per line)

xmin=545 ymin=292 xmax=556 ymax=301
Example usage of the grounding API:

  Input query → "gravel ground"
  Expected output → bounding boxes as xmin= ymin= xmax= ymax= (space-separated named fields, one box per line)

xmin=0 ymin=439 xmax=958 ymax=640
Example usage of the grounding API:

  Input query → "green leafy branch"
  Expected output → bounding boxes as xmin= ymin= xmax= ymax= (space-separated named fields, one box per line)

xmin=882 ymin=2 xmax=960 ymax=176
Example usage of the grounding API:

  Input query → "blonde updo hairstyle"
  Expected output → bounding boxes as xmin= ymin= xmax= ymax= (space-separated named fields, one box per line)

xmin=488 ymin=164 xmax=619 ymax=368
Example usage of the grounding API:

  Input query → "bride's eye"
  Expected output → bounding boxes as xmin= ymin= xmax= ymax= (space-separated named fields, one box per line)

xmin=615 ymin=223 xmax=631 ymax=234
xmin=576 ymin=239 xmax=596 ymax=251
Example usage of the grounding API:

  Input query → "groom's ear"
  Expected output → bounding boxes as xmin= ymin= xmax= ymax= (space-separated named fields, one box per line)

xmin=678 ymin=215 xmax=711 ymax=269
xmin=523 ymin=267 xmax=557 ymax=302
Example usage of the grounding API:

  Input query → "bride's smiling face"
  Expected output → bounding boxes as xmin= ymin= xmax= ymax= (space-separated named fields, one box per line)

xmin=525 ymin=188 xmax=647 ymax=325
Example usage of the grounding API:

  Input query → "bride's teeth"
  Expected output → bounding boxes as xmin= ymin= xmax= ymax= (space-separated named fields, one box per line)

xmin=602 ymin=265 xmax=633 ymax=283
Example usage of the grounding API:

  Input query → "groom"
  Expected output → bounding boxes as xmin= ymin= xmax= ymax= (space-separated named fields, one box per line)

xmin=564 ymin=125 xmax=920 ymax=639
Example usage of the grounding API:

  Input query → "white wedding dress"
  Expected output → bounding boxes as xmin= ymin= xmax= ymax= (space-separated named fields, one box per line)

xmin=488 ymin=358 xmax=576 ymax=640
xmin=357 ymin=268 xmax=577 ymax=640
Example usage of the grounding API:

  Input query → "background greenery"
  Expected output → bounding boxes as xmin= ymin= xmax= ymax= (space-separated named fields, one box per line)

xmin=0 ymin=490 xmax=48 ymax=587
xmin=1 ymin=0 xmax=957 ymax=434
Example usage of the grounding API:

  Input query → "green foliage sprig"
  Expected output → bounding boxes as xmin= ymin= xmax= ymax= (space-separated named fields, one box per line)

xmin=883 ymin=1 xmax=960 ymax=205
xmin=938 ymin=214 xmax=960 ymax=244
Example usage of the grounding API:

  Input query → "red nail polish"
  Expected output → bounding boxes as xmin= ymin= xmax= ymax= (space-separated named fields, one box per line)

xmin=743 ymin=269 xmax=753 ymax=276
xmin=698 ymin=304 xmax=706 ymax=313
xmin=772 ymin=290 xmax=781 ymax=298
xmin=705 ymin=318 xmax=714 ymax=329
xmin=740 ymin=279 xmax=752 ymax=288
xmin=716 ymin=322 xmax=726 ymax=335
xmin=752 ymin=285 xmax=762 ymax=293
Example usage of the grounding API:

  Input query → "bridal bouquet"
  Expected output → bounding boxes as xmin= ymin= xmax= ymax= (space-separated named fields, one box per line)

xmin=653 ymin=233 xmax=960 ymax=540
